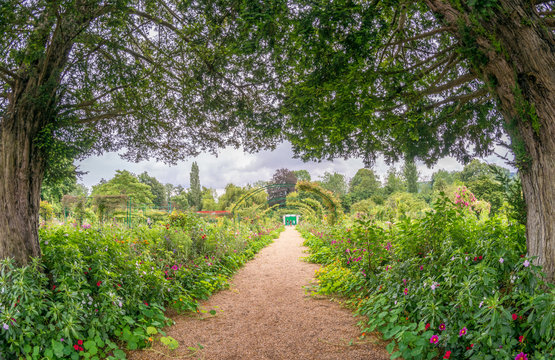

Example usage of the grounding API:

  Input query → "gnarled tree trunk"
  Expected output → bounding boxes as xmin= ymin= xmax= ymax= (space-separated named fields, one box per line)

xmin=0 ymin=84 xmax=47 ymax=265
xmin=427 ymin=0 xmax=555 ymax=282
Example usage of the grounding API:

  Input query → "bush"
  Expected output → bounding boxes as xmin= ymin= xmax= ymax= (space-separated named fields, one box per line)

xmin=0 ymin=217 xmax=283 ymax=359
xmin=300 ymin=196 xmax=554 ymax=360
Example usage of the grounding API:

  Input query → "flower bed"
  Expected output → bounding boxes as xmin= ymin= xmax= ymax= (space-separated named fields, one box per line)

xmin=300 ymin=197 xmax=554 ymax=360
xmin=0 ymin=216 xmax=282 ymax=359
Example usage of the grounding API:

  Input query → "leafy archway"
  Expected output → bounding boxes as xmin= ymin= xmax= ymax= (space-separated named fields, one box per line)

xmin=295 ymin=181 xmax=342 ymax=225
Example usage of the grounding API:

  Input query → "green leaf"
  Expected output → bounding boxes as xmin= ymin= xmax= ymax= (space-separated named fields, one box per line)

xmin=113 ymin=349 xmax=126 ymax=359
xmin=146 ymin=326 xmax=158 ymax=335
xmin=209 ymin=310 xmax=217 ymax=316
xmin=386 ymin=341 xmax=396 ymax=353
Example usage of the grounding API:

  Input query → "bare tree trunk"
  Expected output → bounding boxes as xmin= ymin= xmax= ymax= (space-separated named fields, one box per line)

xmin=426 ymin=0 xmax=555 ymax=282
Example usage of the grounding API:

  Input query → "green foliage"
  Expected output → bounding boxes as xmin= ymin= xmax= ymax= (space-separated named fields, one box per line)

xmin=349 ymin=168 xmax=382 ymax=204
xmin=0 ymin=217 xmax=283 ymax=359
xmin=92 ymin=170 xmax=154 ymax=205
xmin=293 ymin=170 xmax=311 ymax=182
xmin=319 ymin=172 xmax=348 ymax=196
xmin=39 ymin=201 xmax=55 ymax=221
xmin=138 ymin=172 xmax=167 ymax=208
xmin=403 ymin=160 xmax=419 ymax=194
xmin=299 ymin=196 xmax=553 ymax=360
xmin=384 ymin=167 xmax=406 ymax=196
xmin=296 ymin=181 xmax=342 ymax=225
xmin=189 ymin=163 xmax=202 ymax=211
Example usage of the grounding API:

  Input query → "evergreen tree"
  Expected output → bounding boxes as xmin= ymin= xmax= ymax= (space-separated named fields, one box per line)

xmin=403 ymin=160 xmax=419 ymax=194
xmin=189 ymin=162 xmax=202 ymax=211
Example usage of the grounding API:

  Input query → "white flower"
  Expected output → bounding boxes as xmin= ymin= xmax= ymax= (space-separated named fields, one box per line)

xmin=499 ymin=258 xmax=504 ymax=264
xmin=465 ymin=256 xmax=469 ymax=261
xmin=451 ymin=256 xmax=455 ymax=261
xmin=118 ymin=301 xmax=122 ymax=308
xmin=479 ymin=301 xmax=484 ymax=308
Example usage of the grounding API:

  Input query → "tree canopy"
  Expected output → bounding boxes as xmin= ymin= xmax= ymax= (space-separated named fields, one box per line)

xmin=91 ymin=170 xmax=153 ymax=204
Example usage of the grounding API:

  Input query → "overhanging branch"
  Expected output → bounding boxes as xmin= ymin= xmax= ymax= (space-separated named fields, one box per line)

xmin=423 ymin=88 xmax=489 ymax=109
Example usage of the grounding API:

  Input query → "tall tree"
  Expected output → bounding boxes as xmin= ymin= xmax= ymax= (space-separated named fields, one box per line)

xmin=138 ymin=172 xmax=166 ymax=208
xmin=349 ymin=168 xmax=382 ymax=203
xmin=253 ymin=0 xmax=555 ymax=281
xmin=403 ymin=160 xmax=420 ymax=194
xmin=0 ymin=1 xmax=281 ymax=264
xmin=268 ymin=168 xmax=298 ymax=206
xmin=384 ymin=167 xmax=406 ymax=195
xmin=91 ymin=170 xmax=154 ymax=204
xmin=189 ymin=162 xmax=202 ymax=211
xmin=293 ymin=169 xmax=311 ymax=181
xmin=319 ymin=172 xmax=348 ymax=196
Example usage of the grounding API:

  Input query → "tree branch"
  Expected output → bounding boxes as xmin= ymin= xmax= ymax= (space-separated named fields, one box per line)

xmin=0 ymin=64 xmax=18 ymax=86
xmin=386 ymin=26 xmax=453 ymax=48
xmin=423 ymin=88 xmax=489 ymax=109
xmin=422 ymin=73 xmax=477 ymax=96
xmin=76 ymin=110 xmax=135 ymax=125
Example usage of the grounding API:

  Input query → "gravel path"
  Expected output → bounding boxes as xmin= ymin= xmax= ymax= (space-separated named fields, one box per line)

xmin=128 ymin=226 xmax=389 ymax=360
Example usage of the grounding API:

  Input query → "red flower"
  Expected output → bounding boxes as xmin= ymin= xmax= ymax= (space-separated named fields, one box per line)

xmin=97 ymin=281 xmax=102 ymax=287
xmin=425 ymin=323 xmax=430 ymax=330
xmin=79 ymin=346 xmax=84 ymax=351
xmin=443 ymin=350 xmax=451 ymax=359
xmin=512 ymin=313 xmax=518 ymax=321
xmin=471 ymin=344 xmax=474 ymax=348
xmin=519 ymin=336 xmax=524 ymax=343
xmin=52 ymin=285 xmax=56 ymax=290
xmin=73 ymin=345 xmax=79 ymax=351
xmin=473 ymin=257 xmax=478 ymax=261
xmin=144 ymin=302 xmax=149 ymax=306
xmin=479 ymin=256 xmax=483 ymax=260
xmin=77 ymin=340 xmax=83 ymax=345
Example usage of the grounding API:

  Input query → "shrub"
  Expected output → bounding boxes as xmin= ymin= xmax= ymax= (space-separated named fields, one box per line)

xmin=0 ymin=217 xmax=283 ymax=359
xmin=300 ymin=196 xmax=553 ymax=360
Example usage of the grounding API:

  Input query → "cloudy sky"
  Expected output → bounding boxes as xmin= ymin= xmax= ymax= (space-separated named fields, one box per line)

xmin=76 ymin=141 xmax=513 ymax=195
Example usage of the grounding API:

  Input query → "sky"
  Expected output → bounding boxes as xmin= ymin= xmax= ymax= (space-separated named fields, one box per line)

xmin=76 ymin=141 xmax=514 ymax=196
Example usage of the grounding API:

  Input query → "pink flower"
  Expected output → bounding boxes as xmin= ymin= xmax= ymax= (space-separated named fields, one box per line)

xmin=439 ymin=323 xmax=446 ymax=331
xmin=419 ymin=265 xmax=424 ymax=270
xmin=404 ymin=288 xmax=408 ymax=295
xmin=515 ymin=353 xmax=528 ymax=360
xmin=459 ymin=327 xmax=467 ymax=337
xmin=430 ymin=335 xmax=439 ymax=344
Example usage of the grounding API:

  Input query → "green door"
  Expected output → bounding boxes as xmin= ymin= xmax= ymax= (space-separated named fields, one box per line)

xmin=285 ymin=215 xmax=297 ymax=225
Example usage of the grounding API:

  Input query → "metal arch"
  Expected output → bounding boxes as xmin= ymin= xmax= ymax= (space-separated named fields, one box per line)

xmin=230 ymin=183 xmax=295 ymax=215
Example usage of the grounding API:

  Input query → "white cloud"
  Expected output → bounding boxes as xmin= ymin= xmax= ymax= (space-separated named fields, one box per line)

xmin=76 ymin=141 xmax=514 ymax=193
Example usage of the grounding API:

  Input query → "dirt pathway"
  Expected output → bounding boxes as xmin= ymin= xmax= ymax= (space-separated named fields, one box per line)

xmin=129 ymin=226 xmax=389 ymax=360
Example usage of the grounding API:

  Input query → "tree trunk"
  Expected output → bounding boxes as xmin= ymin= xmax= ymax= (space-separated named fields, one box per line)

xmin=0 ymin=89 xmax=47 ymax=265
xmin=480 ymin=0 xmax=555 ymax=283
xmin=426 ymin=0 xmax=555 ymax=282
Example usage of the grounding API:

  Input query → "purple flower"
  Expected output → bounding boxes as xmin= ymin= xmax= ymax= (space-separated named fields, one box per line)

xmin=459 ymin=327 xmax=467 ymax=337
xmin=499 ymin=257 xmax=504 ymax=263
xmin=60 ymin=338 xmax=64 ymax=342
xmin=419 ymin=265 xmax=424 ymax=270
xmin=523 ymin=260 xmax=530 ymax=267
xmin=439 ymin=323 xmax=446 ymax=331
xmin=2 ymin=324 xmax=8 ymax=330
